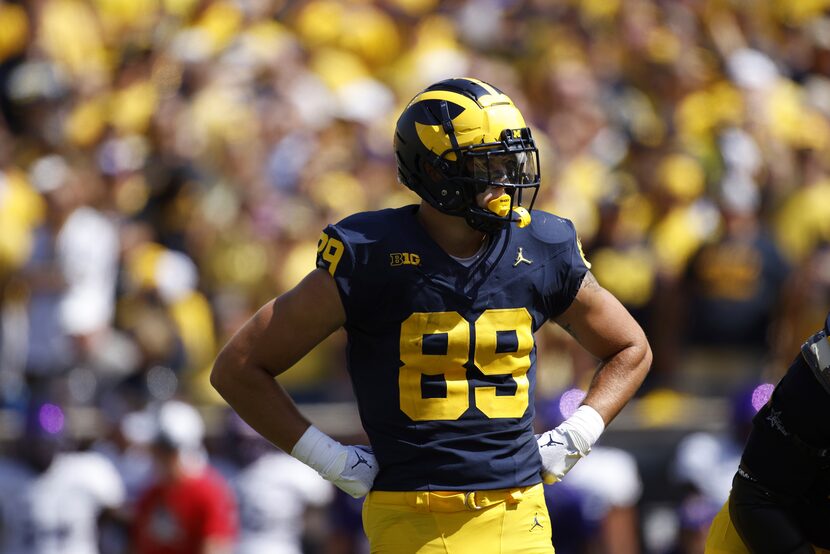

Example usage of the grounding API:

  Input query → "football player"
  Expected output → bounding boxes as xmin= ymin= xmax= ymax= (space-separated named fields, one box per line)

xmin=705 ymin=312 xmax=830 ymax=554
xmin=211 ymin=78 xmax=652 ymax=553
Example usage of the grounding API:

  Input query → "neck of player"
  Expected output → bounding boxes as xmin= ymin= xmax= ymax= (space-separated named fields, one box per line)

xmin=417 ymin=202 xmax=488 ymax=258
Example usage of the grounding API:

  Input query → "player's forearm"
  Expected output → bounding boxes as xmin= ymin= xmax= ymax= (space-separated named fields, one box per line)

xmin=554 ymin=272 xmax=652 ymax=424
xmin=211 ymin=352 xmax=310 ymax=453
xmin=536 ymin=336 xmax=650 ymax=484
xmin=212 ymin=345 xmax=378 ymax=498
xmin=582 ymin=337 xmax=652 ymax=424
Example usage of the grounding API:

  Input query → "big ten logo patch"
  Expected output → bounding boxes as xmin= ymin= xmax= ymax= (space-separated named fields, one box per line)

xmin=390 ymin=253 xmax=421 ymax=267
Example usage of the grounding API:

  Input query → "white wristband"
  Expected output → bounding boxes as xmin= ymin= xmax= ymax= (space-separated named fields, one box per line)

xmin=290 ymin=425 xmax=346 ymax=479
xmin=560 ymin=405 xmax=605 ymax=451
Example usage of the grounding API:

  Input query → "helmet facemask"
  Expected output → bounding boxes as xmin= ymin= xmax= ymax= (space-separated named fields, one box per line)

xmin=432 ymin=127 xmax=540 ymax=233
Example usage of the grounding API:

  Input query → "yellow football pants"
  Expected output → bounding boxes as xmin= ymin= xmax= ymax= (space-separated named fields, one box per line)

xmin=705 ymin=500 xmax=830 ymax=554
xmin=362 ymin=483 xmax=555 ymax=554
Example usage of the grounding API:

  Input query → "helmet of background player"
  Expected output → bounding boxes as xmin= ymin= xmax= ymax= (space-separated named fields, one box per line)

xmin=394 ymin=78 xmax=540 ymax=234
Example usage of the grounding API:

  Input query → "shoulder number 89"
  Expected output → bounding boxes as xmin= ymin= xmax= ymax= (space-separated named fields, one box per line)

xmin=399 ymin=308 xmax=533 ymax=421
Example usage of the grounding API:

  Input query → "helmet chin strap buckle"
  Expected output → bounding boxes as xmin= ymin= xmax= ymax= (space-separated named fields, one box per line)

xmin=512 ymin=206 xmax=531 ymax=228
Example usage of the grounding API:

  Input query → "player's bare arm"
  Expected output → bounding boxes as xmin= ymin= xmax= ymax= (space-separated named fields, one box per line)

xmin=210 ymin=268 xmax=345 ymax=453
xmin=212 ymin=269 xmax=378 ymax=498
xmin=555 ymin=270 xmax=652 ymax=424
xmin=537 ymin=270 xmax=651 ymax=484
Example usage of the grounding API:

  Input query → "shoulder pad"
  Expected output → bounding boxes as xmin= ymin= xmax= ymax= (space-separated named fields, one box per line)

xmin=524 ymin=210 xmax=578 ymax=246
xmin=332 ymin=207 xmax=410 ymax=247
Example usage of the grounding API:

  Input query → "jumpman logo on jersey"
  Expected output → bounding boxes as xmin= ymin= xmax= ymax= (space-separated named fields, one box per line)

xmin=513 ymin=247 xmax=532 ymax=267
xmin=351 ymin=451 xmax=372 ymax=470
xmin=539 ymin=433 xmax=563 ymax=448
xmin=529 ymin=513 xmax=544 ymax=532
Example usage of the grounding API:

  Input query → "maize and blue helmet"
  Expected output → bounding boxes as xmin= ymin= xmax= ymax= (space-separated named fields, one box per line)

xmin=394 ymin=78 xmax=540 ymax=233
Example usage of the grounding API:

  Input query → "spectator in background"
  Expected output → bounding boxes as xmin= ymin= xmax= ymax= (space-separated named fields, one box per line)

xmin=668 ymin=383 xmax=767 ymax=552
xmin=214 ymin=412 xmax=333 ymax=554
xmin=674 ymin=172 xmax=789 ymax=392
xmin=21 ymin=154 xmax=119 ymax=379
xmin=132 ymin=401 xmax=236 ymax=554
xmin=326 ymin=488 xmax=370 ymax=554
xmin=93 ymin=407 xmax=158 ymax=554
xmin=670 ymin=495 xmax=722 ymax=554
xmin=118 ymin=226 xmax=218 ymax=398
xmin=540 ymin=482 xmax=598 ymax=554
xmin=672 ymin=382 xmax=765 ymax=508
xmin=0 ymin=401 xmax=126 ymax=553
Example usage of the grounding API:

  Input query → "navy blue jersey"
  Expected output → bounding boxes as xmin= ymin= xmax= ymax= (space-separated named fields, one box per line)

xmin=315 ymin=205 xmax=589 ymax=491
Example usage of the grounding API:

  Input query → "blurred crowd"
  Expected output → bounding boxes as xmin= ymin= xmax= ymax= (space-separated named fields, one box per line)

xmin=2 ymin=0 xmax=830 ymax=551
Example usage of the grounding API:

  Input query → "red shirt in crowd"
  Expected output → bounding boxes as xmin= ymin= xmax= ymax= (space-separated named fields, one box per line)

xmin=133 ymin=467 xmax=237 ymax=554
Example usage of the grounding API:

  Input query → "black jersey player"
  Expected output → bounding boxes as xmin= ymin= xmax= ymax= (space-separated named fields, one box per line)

xmin=706 ymin=313 xmax=830 ymax=553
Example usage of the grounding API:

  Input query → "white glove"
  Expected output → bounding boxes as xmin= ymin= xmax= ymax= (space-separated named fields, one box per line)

xmin=333 ymin=445 xmax=378 ymax=497
xmin=291 ymin=425 xmax=378 ymax=498
xmin=537 ymin=405 xmax=604 ymax=484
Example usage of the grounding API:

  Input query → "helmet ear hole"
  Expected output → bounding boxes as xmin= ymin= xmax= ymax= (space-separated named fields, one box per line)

xmin=423 ymin=160 xmax=444 ymax=182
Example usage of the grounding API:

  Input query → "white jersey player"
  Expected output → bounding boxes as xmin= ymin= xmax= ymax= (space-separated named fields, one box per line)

xmin=0 ymin=451 xmax=126 ymax=554
xmin=231 ymin=452 xmax=333 ymax=554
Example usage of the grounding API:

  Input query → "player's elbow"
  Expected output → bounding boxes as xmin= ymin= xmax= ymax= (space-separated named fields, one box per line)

xmin=641 ymin=340 xmax=653 ymax=373
xmin=631 ymin=329 xmax=653 ymax=378
xmin=210 ymin=347 xmax=236 ymax=398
